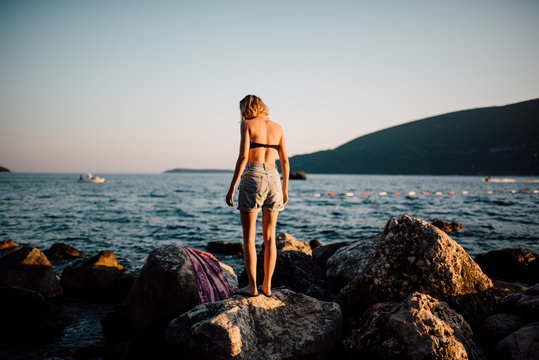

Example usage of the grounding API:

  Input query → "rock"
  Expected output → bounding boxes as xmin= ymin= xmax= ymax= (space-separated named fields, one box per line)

xmin=343 ymin=292 xmax=485 ymax=360
xmin=0 ymin=246 xmax=63 ymax=300
xmin=481 ymin=313 xmax=527 ymax=346
xmin=326 ymin=235 xmax=379 ymax=285
xmin=0 ymin=239 xmax=18 ymax=251
xmin=499 ymin=283 xmax=539 ymax=320
xmin=127 ymin=245 xmax=199 ymax=334
xmin=43 ymin=242 xmax=86 ymax=260
xmin=475 ymin=248 xmax=538 ymax=284
xmin=340 ymin=215 xmax=494 ymax=324
xmin=312 ymin=242 xmax=350 ymax=267
xmin=290 ymin=171 xmax=307 ymax=180
xmin=309 ymin=239 xmax=323 ymax=250
xmin=61 ymin=250 xmax=135 ymax=300
xmin=276 ymin=232 xmax=312 ymax=256
xmin=0 ymin=286 xmax=72 ymax=344
xmin=432 ymin=218 xmax=465 ymax=233
xmin=492 ymin=281 xmax=528 ymax=304
xmin=206 ymin=241 xmax=243 ymax=256
xmin=166 ymin=288 xmax=342 ymax=360
xmin=494 ymin=321 xmax=539 ymax=360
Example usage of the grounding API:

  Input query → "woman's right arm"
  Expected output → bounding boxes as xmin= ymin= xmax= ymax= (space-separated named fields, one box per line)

xmin=226 ymin=122 xmax=250 ymax=207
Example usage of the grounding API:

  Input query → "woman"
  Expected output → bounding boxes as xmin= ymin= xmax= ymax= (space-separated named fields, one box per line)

xmin=226 ymin=95 xmax=289 ymax=297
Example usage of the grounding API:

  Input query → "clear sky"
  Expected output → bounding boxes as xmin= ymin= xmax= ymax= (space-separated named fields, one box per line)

xmin=1 ymin=0 xmax=538 ymax=173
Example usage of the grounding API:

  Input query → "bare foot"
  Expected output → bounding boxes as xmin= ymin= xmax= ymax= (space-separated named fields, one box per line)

xmin=236 ymin=286 xmax=258 ymax=296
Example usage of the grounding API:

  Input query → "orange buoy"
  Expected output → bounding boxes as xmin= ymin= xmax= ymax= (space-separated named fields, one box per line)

xmin=362 ymin=192 xmax=370 ymax=196
xmin=421 ymin=191 xmax=430 ymax=195
xmin=448 ymin=191 xmax=455 ymax=195
xmin=328 ymin=192 xmax=337 ymax=196
xmin=497 ymin=190 xmax=504 ymax=194
xmin=393 ymin=192 xmax=401 ymax=196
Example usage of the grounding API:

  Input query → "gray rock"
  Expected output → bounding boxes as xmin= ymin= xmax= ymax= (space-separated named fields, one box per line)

xmin=0 ymin=246 xmax=63 ymax=300
xmin=494 ymin=321 xmax=539 ymax=360
xmin=326 ymin=235 xmax=379 ymax=285
xmin=276 ymin=232 xmax=312 ymax=256
xmin=60 ymin=250 xmax=135 ymax=300
xmin=499 ymin=283 xmax=539 ymax=320
xmin=312 ymin=241 xmax=349 ymax=267
xmin=482 ymin=313 xmax=527 ymax=346
xmin=0 ymin=286 xmax=72 ymax=344
xmin=340 ymin=215 xmax=494 ymax=324
xmin=343 ymin=292 xmax=485 ymax=360
xmin=475 ymin=248 xmax=538 ymax=284
xmin=166 ymin=288 xmax=342 ymax=360
xmin=127 ymin=245 xmax=199 ymax=334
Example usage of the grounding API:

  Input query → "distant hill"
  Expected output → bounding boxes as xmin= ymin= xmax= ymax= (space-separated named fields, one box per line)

xmin=0 ymin=166 xmax=11 ymax=173
xmin=289 ymin=98 xmax=539 ymax=175
xmin=164 ymin=168 xmax=232 ymax=174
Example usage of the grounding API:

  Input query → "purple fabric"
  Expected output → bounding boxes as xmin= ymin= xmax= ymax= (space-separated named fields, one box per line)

xmin=184 ymin=247 xmax=234 ymax=304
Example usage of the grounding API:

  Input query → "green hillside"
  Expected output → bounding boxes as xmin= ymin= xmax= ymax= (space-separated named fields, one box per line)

xmin=289 ymin=98 xmax=539 ymax=175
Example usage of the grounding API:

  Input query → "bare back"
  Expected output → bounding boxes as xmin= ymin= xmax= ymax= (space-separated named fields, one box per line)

xmin=244 ymin=116 xmax=283 ymax=164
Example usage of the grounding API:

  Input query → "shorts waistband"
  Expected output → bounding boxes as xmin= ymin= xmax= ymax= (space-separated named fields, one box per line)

xmin=245 ymin=162 xmax=276 ymax=171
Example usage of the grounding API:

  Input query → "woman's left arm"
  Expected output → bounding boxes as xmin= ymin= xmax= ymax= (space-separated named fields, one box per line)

xmin=226 ymin=122 xmax=250 ymax=207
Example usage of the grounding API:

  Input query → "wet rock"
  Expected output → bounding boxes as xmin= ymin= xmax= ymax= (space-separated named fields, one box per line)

xmin=0 ymin=239 xmax=18 ymax=251
xmin=0 ymin=286 xmax=72 ymax=344
xmin=326 ymin=235 xmax=379 ymax=285
xmin=494 ymin=321 xmax=539 ymax=360
xmin=61 ymin=251 xmax=135 ymax=300
xmin=432 ymin=218 xmax=465 ymax=233
xmin=340 ymin=215 xmax=494 ymax=324
xmin=206 ymin=241 xmax=243 ymax=256
xmin=492 ymin=281 xmax=528 ymax=304
xmin=276 ymin=232 xmax=312 ymax=256
xmin=475 ymin=248 xmax=538 ymax=284
xmin=0 ymin=246 xmax=63 ymax=300
xmin=343 ymin=292 xmax=484 ymax=360
xmin=290 ymin=171 xmax=307 ymax=180
xmin=499 ymin=283 xmax=539 ymax=320
xmin=43 ymin=242 xmax=86 ymax=260
xmin=127 ymin=245 xmax=199 ymax=334
xmin=166 ymin=289 xmax=342 ymax=360
xmin=481 ymin=313 xmax=527 ymax=346
xmin=312 ymin=242 xmax=350 ymax=267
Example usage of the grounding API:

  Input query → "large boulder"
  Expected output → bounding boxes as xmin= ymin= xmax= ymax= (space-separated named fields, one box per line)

xmin=340 ymin=215 xmax=494 ymax=323
xmin=326 ymin=235 xmax=379 ymax=285
xmin=166 ymin=289 xmax=342 ymax=360
xmin=44 ymin=242 xmax=86 ymax=260
xmin=61 ymin=251 xmax=135 ymax=300
xmin=481 ymin=313 xmax=527 ymax=347
xmin=0 ymin=246 xmax=63 ymax=300
xmin=493 ymin=321 xmax=539 ymax=360
xmin=343 ymin=292 xmax=485 ymax=360
xmin=475 ymin=248 xmax=538 ymax=284
xmin=239 ymin=233 xmax=332 ymax=300
xmin=0 ymin=286 xmax=72 ymax=344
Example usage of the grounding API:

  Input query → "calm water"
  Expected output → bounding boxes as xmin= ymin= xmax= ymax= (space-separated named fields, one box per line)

xmin=1 ymin=172 xmax=538 ymax=272
xmin=1 ymin=172 xmax=539 ymax=359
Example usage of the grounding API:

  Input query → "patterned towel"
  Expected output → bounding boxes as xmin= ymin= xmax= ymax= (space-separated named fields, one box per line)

xmin=184 ymin=247 xmax=234 ymax=304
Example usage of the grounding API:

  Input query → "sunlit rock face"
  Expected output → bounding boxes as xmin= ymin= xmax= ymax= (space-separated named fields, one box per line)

xmin=0 ymin=246 xmax=63 ymax=300
xmin=166 ymin=289 xmax=343 ymax=360
xmin=343 ymin=292 xmax=485 ymax=360
xmin=340 ymin=215 xmax=494 ymax=323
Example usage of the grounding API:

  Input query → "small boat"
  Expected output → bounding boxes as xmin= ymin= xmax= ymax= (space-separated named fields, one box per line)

xmin=79 ymin=173 xmax=105 ymax=183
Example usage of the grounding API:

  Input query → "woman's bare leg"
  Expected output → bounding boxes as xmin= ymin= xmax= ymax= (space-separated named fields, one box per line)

xmin=240 ymin=211 xmax=259 ymax=295
xmin=261 ymin=210 xmax=278 ymax=295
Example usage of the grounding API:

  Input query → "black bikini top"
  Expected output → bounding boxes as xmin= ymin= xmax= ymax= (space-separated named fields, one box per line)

xmin=250 ymin=141 xmax=279 ymax=151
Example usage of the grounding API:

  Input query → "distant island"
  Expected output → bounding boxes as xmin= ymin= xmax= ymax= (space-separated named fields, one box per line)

xmin=164 ymin=168 xmax=233 ymax=174
xmin=289 ymin=98 xmax=539 ymax=175
xmin=0 ymin=166 xmax=11 ymax=173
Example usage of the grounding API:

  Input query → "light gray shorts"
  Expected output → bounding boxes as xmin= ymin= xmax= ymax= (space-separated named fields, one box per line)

xmin=238 ymin=163 xmax=284 ymax=213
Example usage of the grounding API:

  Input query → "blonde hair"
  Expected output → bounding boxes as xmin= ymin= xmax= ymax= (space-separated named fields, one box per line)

xmin=240 ymin=95 xmax=269 ymax=121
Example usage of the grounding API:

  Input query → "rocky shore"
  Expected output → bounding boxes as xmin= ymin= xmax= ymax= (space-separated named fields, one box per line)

xmin=1 ymin=215 xmax=538 ymax=359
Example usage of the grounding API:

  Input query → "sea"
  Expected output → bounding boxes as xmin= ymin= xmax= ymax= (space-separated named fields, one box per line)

xmin=1 ymin=172 xmax=538 ymax=358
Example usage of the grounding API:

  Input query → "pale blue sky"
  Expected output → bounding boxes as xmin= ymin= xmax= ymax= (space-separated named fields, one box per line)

xmin=1 ymin=0 xmax=538 ymax=173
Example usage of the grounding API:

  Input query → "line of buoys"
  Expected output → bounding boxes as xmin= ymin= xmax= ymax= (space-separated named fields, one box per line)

xmin=297 ymin=189 xmax=538 ymax=197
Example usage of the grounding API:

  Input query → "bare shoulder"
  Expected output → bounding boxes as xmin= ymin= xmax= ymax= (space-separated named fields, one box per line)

xmin=267 ymin=118 xmax=283 ymax=134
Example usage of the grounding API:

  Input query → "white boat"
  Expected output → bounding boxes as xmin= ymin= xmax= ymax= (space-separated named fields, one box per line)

xmin=79 ymin=173 xmax=105 ymax=183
